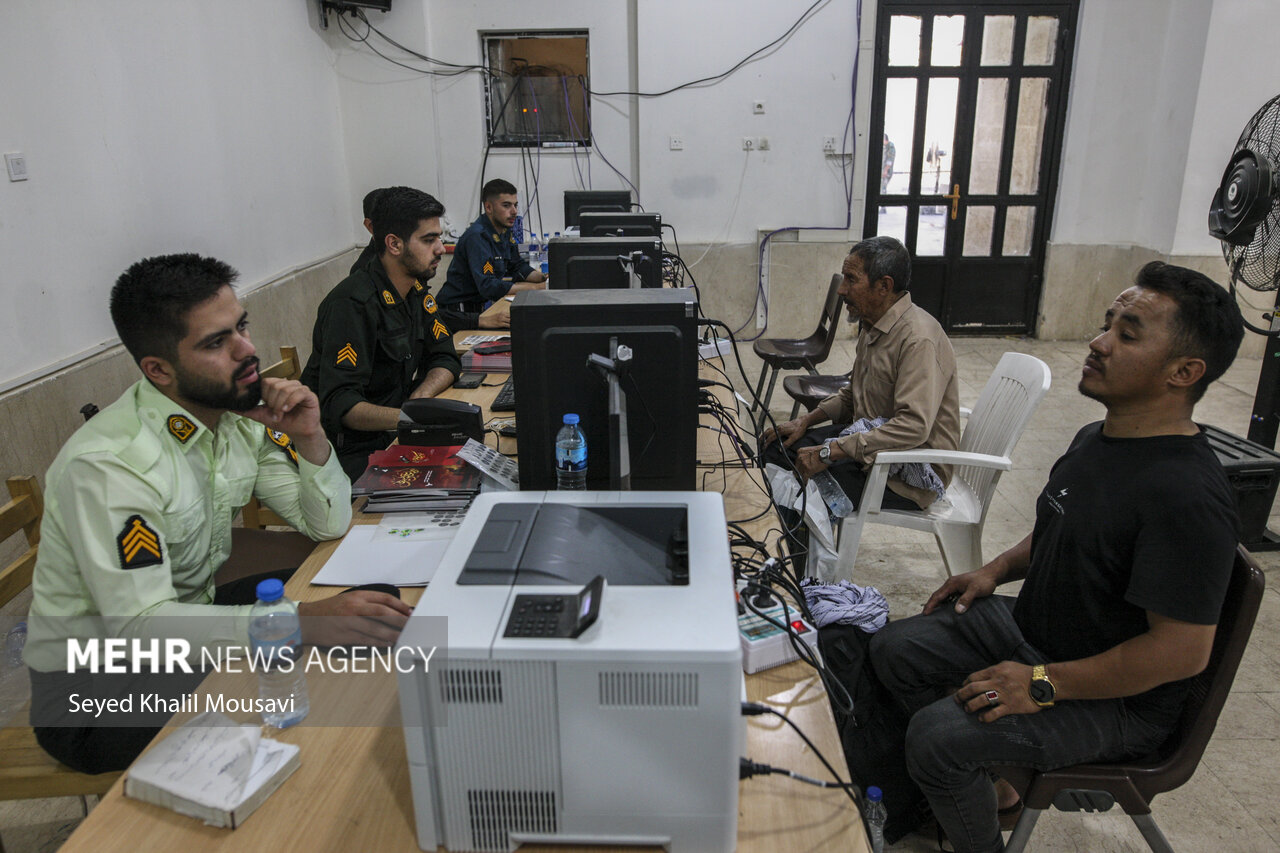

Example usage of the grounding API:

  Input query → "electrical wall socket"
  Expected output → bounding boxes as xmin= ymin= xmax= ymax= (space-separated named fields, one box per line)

xmin=822 ymin=136 xmax=837 ymax=153
xmin=752 ymin=100 xmax=765 ymax=114
xmin=757 ymin=137 xmax=770 ymax=151
xmin=669 ymin=135 xmax=684 ymax=151
xmin=5 ymin=153 xmax=28 ymax=182
xmin=742 ymin=137 xmax=755 ymax=151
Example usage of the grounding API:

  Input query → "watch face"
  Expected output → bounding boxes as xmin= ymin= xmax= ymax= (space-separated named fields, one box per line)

xmin=819 ymin=445 xmax=831 ymax=461
xmin=1030 ymin=679 xmax=1055 ymax=703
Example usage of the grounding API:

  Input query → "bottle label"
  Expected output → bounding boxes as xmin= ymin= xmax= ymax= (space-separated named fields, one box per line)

xmin=556 ymin=446 xmax=587 ymax=471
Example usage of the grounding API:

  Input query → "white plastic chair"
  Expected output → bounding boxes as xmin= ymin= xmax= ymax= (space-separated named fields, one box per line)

xmin=835 ymin=351 xmax=1051 ymax=577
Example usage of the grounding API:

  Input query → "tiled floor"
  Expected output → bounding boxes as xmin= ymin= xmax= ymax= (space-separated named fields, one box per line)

xmin=2 ymin=336 xmax=1278 ymax=852
xmin=746 ymin=335 xmax=1280 ymax=852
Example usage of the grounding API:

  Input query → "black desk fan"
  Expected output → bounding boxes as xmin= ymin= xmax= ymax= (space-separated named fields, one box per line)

xmin=1206 ymin=93 xmax=1280 ymax=549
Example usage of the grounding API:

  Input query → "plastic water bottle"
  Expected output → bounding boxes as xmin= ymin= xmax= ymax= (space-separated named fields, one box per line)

xmin=864 ymin=785 xmax=887 ymax=853
xmin=248 ymin=579 xmax=309 ymax=728
xmin=555 ymin=413 xmax=588 ymax=490
xmin=5 ymin=621 xmax=27 ymax=667
xmin=811 ymin=469 xmax=854 ymax=517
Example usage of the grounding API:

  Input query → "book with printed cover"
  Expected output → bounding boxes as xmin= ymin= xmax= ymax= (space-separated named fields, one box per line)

xmin=351 ymin=445 xmax=482 ymax=498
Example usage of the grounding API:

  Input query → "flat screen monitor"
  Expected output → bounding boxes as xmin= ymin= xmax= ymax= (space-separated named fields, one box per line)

xmin=512 ymin=289 xmax=698 ymax=491
xmin=563 ymin=190 xmax=632 ymax=227
xmin=578 ymin=211 xmax=662 ymax=238
xmin=548 ymin=236 xmax=662 ymax=289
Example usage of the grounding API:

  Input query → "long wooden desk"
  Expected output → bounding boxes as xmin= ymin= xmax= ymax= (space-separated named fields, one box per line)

xmin=56 ymin=334 xmax=867 ymax=853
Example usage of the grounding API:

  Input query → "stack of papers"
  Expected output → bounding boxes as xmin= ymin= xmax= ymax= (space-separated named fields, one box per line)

xmin=353 ymin=445 xmax=481 ymax=512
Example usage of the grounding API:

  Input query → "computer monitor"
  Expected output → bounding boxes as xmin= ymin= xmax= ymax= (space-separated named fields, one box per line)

xmin=512 ymin=289 xmax=699 ymax=491
xmin=563 ymin=190 xmax=632 ymax=227
xmin=578 ymin=211 xmax=662 ymax=238
xmin=548 ymin=236 xmax=663 ymax=289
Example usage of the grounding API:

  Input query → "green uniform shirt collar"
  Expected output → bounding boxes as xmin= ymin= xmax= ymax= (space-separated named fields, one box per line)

xmin=135 ymin=380 xmax=214 ymax=453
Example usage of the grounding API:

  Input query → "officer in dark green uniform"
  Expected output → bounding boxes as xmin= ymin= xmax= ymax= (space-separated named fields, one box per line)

xmin=303 ymin=187 xmax=462 ymax=480
xmin=437 ymin=178 xmax=546 ymax=330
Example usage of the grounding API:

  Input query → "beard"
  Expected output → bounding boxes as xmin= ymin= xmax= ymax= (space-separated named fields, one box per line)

xmin=175 ymin=357 xmax=261 ymax=412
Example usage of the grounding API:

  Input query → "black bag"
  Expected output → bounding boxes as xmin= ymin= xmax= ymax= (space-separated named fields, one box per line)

xmin=817 ymin=623 xmax=931 ymax=843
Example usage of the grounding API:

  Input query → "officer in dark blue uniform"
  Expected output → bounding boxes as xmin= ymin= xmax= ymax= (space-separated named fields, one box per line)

xmin=437 ymin=178 xmax=546 ymax=329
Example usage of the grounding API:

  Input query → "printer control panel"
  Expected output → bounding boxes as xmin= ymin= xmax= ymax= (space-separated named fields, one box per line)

xmin=503 ymin=575 xmax=604 ymax=639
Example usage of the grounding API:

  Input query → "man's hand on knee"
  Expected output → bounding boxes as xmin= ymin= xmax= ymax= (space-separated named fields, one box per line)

xmin=761 ymin=417 xmax=807 ymax=447
xmin=923 ymin=568 xmax=998 ymax=614
xmin=954 ymin=661 xmax=1039 ymax=722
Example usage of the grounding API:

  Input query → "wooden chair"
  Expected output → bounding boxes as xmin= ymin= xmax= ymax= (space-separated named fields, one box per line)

xmin=834 ymin=352 xmax=1051 ymax=578
xmin=1001 ymin=547 xmax=1266 ymax=853
xmin=750 ymin=274 xmax=843 ymax=425
xmin=241 ymin=346 xmax=300 ymax=530
xmin=0 ymin=476 xmax=122 ymax=814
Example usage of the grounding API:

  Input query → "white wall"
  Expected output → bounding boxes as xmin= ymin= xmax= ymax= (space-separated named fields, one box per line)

xmin=1171 ymin=0 xmax=1280 ymax=257
xmin=1052 ymin=0 xmax=1212 ymax=253
xmin=0 ymin=0 xmax=353 ymax=389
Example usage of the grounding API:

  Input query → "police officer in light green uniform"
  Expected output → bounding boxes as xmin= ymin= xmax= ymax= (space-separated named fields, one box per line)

xmin=302 ymin=187 xmax=461 ymax=480
xmin=25 ymin=253 xmax=413 ymax=774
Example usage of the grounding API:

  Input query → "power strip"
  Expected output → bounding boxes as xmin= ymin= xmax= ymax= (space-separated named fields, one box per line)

xmin=699 ymin=338 xmax=733 ymax=361
xmin=739 ymin=604 xmax=820 ymax=674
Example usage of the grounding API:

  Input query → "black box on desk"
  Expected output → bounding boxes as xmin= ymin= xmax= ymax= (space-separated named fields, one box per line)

xmin=1201 ymin=423 xmax=1280 ymax=542
xmin=511 ymin=288 xmax=699 ymax=491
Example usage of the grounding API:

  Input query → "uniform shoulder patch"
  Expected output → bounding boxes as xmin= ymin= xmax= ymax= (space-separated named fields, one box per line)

xmin=423 ymin=294 xmax=438 ymax=314
xmin=413 ymin=281 xmax=424 ymax=292
xmin=431 ymin=318 xmax=450 ymax=340
xmin=117 ymin=515 xmax=163 ymax=570
xmin=266 ymin=428 xmax=299 ymax=465
xmin=382 ymin=289 xmax=396 ymax=305
xmin=167 ymin=415 xmax=196 ymax=444
xmin=482 ymin=260 xmax=495 ymax=275
xmin=336 ymin=343 xmax=358 ymax=368
xmin=491 ymin=233 xmax=500 ymax=242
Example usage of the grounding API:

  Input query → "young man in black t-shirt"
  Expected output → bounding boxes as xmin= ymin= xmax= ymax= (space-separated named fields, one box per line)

xmin=869 ymin=262 xmax=1244 ymax=853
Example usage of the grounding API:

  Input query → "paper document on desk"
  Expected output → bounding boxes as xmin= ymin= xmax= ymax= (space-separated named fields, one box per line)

xmin=311 ymin=516 xmax=459 ymax=587
xmin=124 ymin=711 xmax=299 ymax=829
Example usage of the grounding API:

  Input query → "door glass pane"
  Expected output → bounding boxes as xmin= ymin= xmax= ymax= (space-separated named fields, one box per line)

xmin=930 ymin=15 xmax=965 ymax=67
xmin=917 ymin=207 xmax=947 ymax=256
xmin=963 ymin=206 xmax=995 ymax=256
xmin=921 ymin=78 xmax=958 ymax=196
xmin=1010 ymin=78 xmax=1050 ymax=194
xmin=1024 ymin=16 xmax=1059 ymax=66
xmin=969 ymin=78 xmax=1008 ymax=195
xmin=1004 ymin=206 xmax=1036 ymax=256
xmin=879 ymin=206 xmax=908 ymax=247
xmin=883 ymin=78 xmax=917 ymax=195
xmin=980 ymin=16 xmax=1014 ymax=66
xmin=889 ymin=16 xmax=922 ymax=66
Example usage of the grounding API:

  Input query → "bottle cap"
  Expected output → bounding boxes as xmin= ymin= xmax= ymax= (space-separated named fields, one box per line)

xmin=563 ymin=413 xmax=580 ymax=425
xmin=866 ymin=785 xmax=883 ymax=802
xmin=256 ymin=578 xmax=285 ymax=603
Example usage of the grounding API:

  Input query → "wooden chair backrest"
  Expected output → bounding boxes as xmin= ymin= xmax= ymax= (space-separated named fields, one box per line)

xmin=0 ymin=475 xmax=42 ymax=609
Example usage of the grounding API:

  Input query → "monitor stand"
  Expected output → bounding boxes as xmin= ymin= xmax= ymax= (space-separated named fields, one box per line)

xmin=587 ymin=336 xmax=632 ymax=490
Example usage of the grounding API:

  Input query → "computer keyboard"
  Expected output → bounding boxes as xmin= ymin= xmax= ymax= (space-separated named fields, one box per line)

xmin=491 ymin=375 xmax=516 ymax=412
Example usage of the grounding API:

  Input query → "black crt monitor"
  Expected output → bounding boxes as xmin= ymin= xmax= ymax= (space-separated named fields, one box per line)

xmin=563 ymin=190 xmax=632 ymax=227
xmin=548 ymin=236 xmax=663 ymax=289
xmin=512 ymin=289 xmax=699 ymax=491
xmin=578 ymin=211 xmax=662 ymax=238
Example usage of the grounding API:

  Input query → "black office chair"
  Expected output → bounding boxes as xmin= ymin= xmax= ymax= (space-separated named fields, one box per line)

xmin=750 ymin=273 xmax=843 ymax=425
xmin=999 ymin=547 xmax=1265 ymax=853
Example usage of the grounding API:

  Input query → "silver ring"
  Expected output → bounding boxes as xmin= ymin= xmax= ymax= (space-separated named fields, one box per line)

xmin=984 ymin=690 xmax=1000 ymax=706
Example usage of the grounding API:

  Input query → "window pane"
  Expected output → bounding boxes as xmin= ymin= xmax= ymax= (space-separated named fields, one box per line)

xmin=1010 ymin=78 xmax=1050 ymax=194
xmin=882 ymin=78 xmax=917 ymax=195
xmin=930 ymin=15 xmax=965 ymax=67
xmin=963 ymin=206 xmax=995 ymax=256
xmin=1004 ymin=206 xmax=1036 ymax=256
xmin=889 ymin=16 xmax=921 ymax=66
xmin=980 ymin=16 xmax=1014 ymax=66
xmin=1024 ymin=16 xmax=1059 ymax=66
xmin=921 ymin=78 xmax=959 ymax=196
xmin=878 ymin=206 xmax=908 ymax=247
xmin=485 ymin=33 xmax=590 ymax=148
xmin=969 ymin=78 xmax=1008 ymax=195
xmin=917 ymin=207 xmax=948 ymax=256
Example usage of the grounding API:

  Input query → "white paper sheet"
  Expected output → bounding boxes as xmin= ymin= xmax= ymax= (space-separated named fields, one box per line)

xmin=310 ymin=522 xmax=453 ymax=587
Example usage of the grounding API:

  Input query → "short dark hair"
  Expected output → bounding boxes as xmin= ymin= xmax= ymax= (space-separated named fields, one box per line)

xmin=849 ymin=236 xmax=911 ymax=293
xmin=110 ymin=254 xmax=239 ymax=365
xmin=1134 ymin=261 xmax=1244 ymax=402
xmin=372 ymin=187 xmax=445 ymax=257
xmin=482 ymin=179 xmax=518 ymax=204
xmin=362 ymin=187 xmax=388 ymax=220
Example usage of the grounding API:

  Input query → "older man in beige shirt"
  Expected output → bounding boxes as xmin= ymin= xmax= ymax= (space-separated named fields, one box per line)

xmin=761 ymin=236 xmax=961 ymax=556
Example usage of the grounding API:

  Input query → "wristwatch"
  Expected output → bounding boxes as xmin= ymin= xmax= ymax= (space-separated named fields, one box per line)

xmin=817 ymin=443 xmax=832 ymax=463
xmin=1030 ymin=664 xmax=1056 ymax=707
